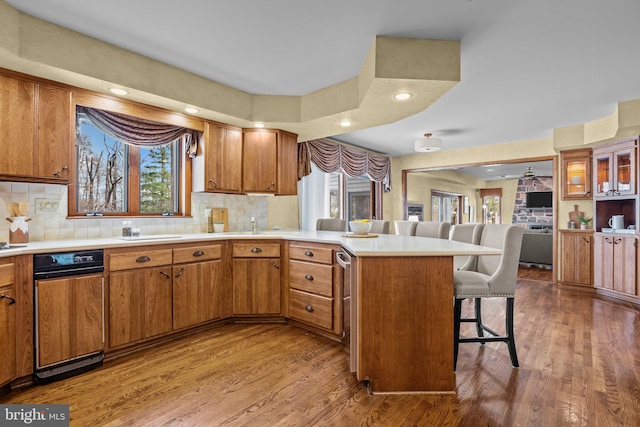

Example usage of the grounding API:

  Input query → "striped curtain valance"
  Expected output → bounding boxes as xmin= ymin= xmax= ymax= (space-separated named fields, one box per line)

xmin=298 ymin=138 xmax=391 ymax=191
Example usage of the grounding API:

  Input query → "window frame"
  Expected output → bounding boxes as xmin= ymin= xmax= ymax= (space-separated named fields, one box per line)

xmin=68 ymin=89 xmax=201 ymax=218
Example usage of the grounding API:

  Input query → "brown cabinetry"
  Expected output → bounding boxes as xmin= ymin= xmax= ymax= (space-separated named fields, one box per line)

xmin=593 ymin=139 xmax=637 ymax=198
xmin=0 ymin=262 xmax=16 ymax=387
xmin=559 ymin=230 xmax=593 ymax=287
xmin=203 ymin=122 xmax=243 ymax=193
xmin=242 ymin=129 xmax=298 ymax=195
xmin=287 ymin=242 xmax=343 ymax=336
xmin=172 ymin=244 xmax=223 ymax=330
xmin=35 ymin=274 xmax=103 ymax=367
xmin=593 ymin=233 xmax=637 ymax=296
xmin=561 ymin=148 xmax=592 ymax=199
xmin=232 ymin=241 xmax=281 ymax=315
xmin=0 ymin=73 xmax=70 ymax=183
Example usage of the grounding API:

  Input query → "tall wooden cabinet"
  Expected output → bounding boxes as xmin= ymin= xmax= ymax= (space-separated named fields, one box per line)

xmin=559 ymin=230 xmax=593 ymax=287
xmin=0 ymin=72 xmax=71 ymax=183
xmin=203 ymin=122 xmax=243 ymax=193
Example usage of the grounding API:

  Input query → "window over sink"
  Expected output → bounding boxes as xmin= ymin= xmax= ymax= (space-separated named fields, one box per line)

xmin=70 ymin=105 xmax=193 ymax=217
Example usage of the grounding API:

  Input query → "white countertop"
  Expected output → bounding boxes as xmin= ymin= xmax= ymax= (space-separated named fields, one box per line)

xmin=0 ymin=230 xmax=501 ymax=258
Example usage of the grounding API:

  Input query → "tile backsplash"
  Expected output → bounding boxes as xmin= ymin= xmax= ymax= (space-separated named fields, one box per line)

xmin=0 ymin=182 xmax=268 ymax=242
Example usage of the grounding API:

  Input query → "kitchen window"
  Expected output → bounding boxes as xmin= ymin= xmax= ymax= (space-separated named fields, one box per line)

xmin=70 ymin=106 xmax=191 ymax=217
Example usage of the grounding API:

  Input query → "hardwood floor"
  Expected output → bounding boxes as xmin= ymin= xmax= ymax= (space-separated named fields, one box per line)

xmin=2 ymin=276 xmax=639 ymax=426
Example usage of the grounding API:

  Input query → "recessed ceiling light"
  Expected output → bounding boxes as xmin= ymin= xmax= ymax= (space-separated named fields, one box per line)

xmin=184 ymin=107 xmax=199 ymax=114
xmin=340 ymin=120 xmax=352 ymax=127
xmin=109 ymin=87 xmax=128 ymax=96
xmin=253 ymin=122 xmax=265 ymax=128
xmin=486 ymin=169 xmax=494 ymax=172
xmin=394 ymin=92 xmax=413 ymax=101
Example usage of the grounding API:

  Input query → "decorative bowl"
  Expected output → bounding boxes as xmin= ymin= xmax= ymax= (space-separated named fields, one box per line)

xmin=349 ymin=220 xmax=372 ymax=235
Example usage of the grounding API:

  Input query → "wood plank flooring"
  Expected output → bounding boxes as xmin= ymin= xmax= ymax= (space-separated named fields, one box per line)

xmin=2 ymin=272 xmax=639 ymax=426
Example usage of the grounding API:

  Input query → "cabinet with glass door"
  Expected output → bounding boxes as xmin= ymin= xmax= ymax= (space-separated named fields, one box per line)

xmin=593 ymin=139 xmax=637 ymax=198
xmin=561 ymin=148 xmax=592 ymax=200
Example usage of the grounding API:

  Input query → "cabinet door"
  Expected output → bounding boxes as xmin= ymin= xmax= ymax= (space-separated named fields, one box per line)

xmin=561 ymin=149 xmax=591 ymax=199
xmin=36 ymin=274 xmax=103 ymax=367
xmin=593 ymin=152 xmax=613 ymax=197
xmin=613 ymin=236 xmax=637 ymax=295
xmin=243 ymin=130 xmax=277 ymax=193
xmin=560 ymin=233 xmax=578 ymax=284
xmin=592 ymin=235 xmax=609 ymax=289
xmin=575 ymin=234 xmax=593 ymax=286
xmin=232 ymin=258 xmax=281 ymax=314
xmin=0 ymin=75 xmax=35 ymax=177
xmin=0 ymin=287 xmax=16 ymax=386
xmin=204 ymin=123 xmax=242 ymax=193
xmin=276 ymin=130 xmax=298 ymax=195
xmin=173 ymin=260 xmax=222 ymax=330
xmin=613 ymin=148 xmax=635 ymax=196
xmin=109 ymin=267 xmax=173 ymax=347
xmin=35 ymin=84 xmax=71 ymax=181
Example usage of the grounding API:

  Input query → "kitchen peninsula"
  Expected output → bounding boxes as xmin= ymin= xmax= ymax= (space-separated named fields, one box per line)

xmin=0 ymin=231 xmax=499 ymax=394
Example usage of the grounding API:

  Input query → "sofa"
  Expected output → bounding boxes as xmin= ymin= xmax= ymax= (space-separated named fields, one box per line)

xmin=519 ymin=229 xmax=553 ymax=265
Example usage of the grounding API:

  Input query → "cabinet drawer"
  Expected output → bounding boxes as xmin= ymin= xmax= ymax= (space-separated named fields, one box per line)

xmin=0 ymin=263 xmax=15 ymax=286
xmin=289 ymin=289 xmax=333 ymax=330
xmin=289 ymin=244 xmax=334 ymax=264
xmin=233 ymin=242 xmax=280 ymax=258
xmin=289 ymin=260 xmax=333 ymax=297
xmin=173 ymin=245 xmax=222 ymax=264
xmin=109 ymin=249 xmax=173 ymax=271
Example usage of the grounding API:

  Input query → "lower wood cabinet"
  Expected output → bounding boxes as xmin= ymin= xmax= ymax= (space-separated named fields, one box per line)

xmin=109 ymin=267 xmax=173 ymax=348
xmin=232 ymin=242 xmax=281 ymax=315
xmin=559 ymin=230 xmax=593 ymax=287
xmin=173 ymin=260 xmax=223 ymax=330
xmin=0 ymin=285 xmax=16 ymax=387
xmin=593 ymin=233 xmax=638 ymax=296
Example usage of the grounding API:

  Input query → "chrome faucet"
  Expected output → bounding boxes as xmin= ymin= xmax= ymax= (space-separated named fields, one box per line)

xmin=250 ymin=216 xmax=257 ymax=234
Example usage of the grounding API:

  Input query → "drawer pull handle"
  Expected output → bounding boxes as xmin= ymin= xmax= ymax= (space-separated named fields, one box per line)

xmin=305 ymin=251 xmax=314 ymax=257
xmin=305 ymin=305 xmax=314 ymax=313
xmin=136 ymin=256 xmax=151 ymax=263
xmin=251 ymin=247 xmax=262 ymax=253
xmin=160 ymin=271 xmax=171 ymax=279
xmin=270 ymin=261 xmax=280 ymax=269
xmin=174 ymin=268 xmax=185 ymax=278
xmin=305 ymin=274 xmax=314 ymax=281
xmin=193 ymin=250 xmax=204 ymax=257
xmin=0 ymin=294 xmax=15 ymax=305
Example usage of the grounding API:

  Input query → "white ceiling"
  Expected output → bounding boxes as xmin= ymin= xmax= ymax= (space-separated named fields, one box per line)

xmin=6 ymin=0 xmax=640 ymax=157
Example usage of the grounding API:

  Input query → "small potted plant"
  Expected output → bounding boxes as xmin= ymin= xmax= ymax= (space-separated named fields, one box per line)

xmin=213 ymin=221 xmax=225 ymax=233
xmin=577 ymin=215 xmax=592 ymax=230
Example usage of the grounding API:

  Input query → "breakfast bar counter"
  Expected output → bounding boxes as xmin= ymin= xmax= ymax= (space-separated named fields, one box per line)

xmin=0 ymin=230 xmax=499 ymax=394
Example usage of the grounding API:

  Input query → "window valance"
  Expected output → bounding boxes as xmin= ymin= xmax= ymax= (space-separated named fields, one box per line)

xmin=298 ymin=138 xmax=391 ymax=191
xmin=76 ymin=105 xmax=200 ymax=155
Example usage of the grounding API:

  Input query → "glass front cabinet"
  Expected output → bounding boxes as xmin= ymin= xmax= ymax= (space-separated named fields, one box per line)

xmin=593 ymin=139 xmax=636 ymax=198
xmin=561 ymin=148 xmax=592 ymax=200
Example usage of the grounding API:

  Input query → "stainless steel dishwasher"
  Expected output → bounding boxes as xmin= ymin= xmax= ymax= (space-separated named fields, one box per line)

xmin=336 ymin=249 xmax=356 ymax=373
xmin=34 ymin=249 xmax=105 ymax=383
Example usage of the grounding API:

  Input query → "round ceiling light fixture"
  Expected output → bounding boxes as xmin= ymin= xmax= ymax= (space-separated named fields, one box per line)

xmin=253 ymin=122 xmax=266 ymax=128
xmin=109 ymin=87 xmax=128 ymax=96
xmin=394 ymin=92 xmax=413 ymax=101
xmin=414 ymin=133 xmax=442 ymax=152
xmin=340 ymin=120 xmax=352 ymax=127
xmin=184 ymin=106 xmax=199 ymax=114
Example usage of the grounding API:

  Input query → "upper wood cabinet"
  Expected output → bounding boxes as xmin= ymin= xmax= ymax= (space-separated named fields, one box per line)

xmin=0 ymin=73 xmax=71 ymax=183
xmin=203 ymin=122 xmax=243 ymax=193
xmin=593 ymin=139 xmax=637 ymax=198
xmin=242 ymin=129 xmax=298 ymax=195
xmin=561 ymin=148 xmax=592 ymax=200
